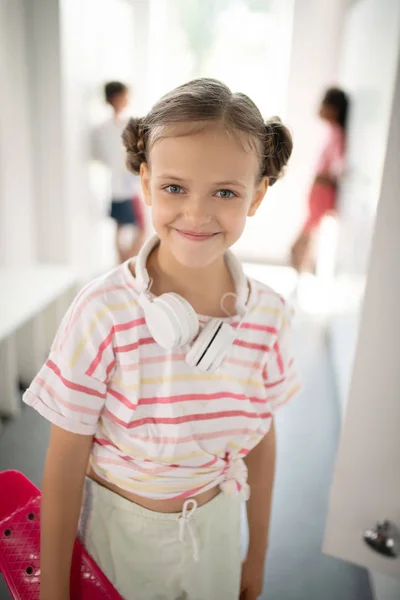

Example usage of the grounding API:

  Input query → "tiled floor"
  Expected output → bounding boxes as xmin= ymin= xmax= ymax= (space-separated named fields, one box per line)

xmin=0 ymin=310 xmax=372 ymax=600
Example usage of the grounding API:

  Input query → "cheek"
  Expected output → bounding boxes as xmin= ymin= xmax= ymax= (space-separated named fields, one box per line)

xmin=149 ymin=189 xmax=177 ymax=226
xmin=217 ymin=201 xmax=249 ymax=236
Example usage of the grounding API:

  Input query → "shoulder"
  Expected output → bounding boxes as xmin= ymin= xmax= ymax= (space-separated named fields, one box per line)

xmin=248 ymin=278 xmax=288 ymax=313
xmin=246 ymin=278 xmax=292 ymax=333
xmin=55 ymin=263 xmax=141 ymax=351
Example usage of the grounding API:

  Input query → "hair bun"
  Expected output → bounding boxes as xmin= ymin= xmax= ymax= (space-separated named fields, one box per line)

xmin=263 ymin=117 xmax=293 ymax=185
xmin=122 ymin=117 xmax=146 ymax=174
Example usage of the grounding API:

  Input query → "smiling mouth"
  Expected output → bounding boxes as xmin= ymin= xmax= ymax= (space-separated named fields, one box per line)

xmin=174 ymin=229 xmax=221 ymax=241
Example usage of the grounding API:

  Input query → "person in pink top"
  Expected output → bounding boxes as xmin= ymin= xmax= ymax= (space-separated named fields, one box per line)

xmin=23 ymin=78 xmax=302 ymax=600
xmin=291 ymin=87 xmax=349 ymax=272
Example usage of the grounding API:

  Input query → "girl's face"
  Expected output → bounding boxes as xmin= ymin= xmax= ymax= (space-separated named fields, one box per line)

xmin=140 ymin=125 xmax=268 ymax=269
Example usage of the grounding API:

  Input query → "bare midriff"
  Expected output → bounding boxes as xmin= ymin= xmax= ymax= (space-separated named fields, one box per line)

xmin=87 ymin=465 xmax=220 ymax=513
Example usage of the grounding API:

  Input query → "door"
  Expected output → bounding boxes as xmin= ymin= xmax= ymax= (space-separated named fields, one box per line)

xmin=323 ymin=53 xmax=400 ymax=579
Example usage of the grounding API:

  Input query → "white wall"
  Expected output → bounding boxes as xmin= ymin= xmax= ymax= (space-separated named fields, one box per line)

xmin=328 ymin=0 xmax=400 ymax=596
xmin=0 ymin=0 xmax=36 ymax=265
xmin=330 ymin=0 xmax=400 ymax=416
xmin=24 ymin=0 xmax=69 ymax=263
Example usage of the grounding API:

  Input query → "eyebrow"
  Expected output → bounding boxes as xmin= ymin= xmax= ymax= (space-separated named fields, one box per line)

xmin=157 ymin=175 xmax=246 ymax=189
xmin=214 ymin=180 xmax=246 ymax=189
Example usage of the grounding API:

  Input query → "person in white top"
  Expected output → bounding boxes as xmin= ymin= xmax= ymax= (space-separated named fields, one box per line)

xmin=92 ymin=81 xmax=146 ymax=263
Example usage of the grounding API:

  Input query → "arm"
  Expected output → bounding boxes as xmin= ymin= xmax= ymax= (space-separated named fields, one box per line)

xmin=40 ymin=425 xmax=93 ymax=600
xmin=245 ymin=420 xmax=276 ymax=563
xmin=241 ymin=421 xmax=276 ymax=599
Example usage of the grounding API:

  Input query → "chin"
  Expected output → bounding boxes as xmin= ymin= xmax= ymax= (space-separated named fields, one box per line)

xmin=171 ymin=246 xmax=223 ymax=270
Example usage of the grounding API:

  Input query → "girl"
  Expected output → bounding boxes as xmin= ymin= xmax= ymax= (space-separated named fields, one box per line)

xmin=24 ymin=78 xmax=301 ymax=600
xmin=291 ymin=87 xmax=349 ymax=272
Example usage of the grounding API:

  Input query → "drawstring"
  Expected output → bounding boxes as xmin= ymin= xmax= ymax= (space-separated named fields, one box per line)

xmin=178 ymin=499 xmax=199 ymax=562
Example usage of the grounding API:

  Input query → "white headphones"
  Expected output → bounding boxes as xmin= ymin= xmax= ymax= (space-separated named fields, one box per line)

xmin=135 ymin=235 xmax=249 ymax=372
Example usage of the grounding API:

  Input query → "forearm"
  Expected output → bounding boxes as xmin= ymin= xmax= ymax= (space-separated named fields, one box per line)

xmin=40 ymin=468 xmax=85 ymax=599
xmin=244 ymin=421 xmax=276 ymax=564
xmin=40 ymin=427 xmax=93 ymax=600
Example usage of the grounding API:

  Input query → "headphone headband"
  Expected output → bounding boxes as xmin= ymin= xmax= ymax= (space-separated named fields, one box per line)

xmin=135 ymin=235 xmax=248 ymax=314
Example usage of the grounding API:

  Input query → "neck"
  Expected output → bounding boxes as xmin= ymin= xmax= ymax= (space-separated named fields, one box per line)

xmin=147 ymin=242 xmax=235 ymax=316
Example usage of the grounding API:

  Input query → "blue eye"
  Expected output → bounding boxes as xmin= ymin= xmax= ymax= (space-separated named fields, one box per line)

xmin=216 ymin=189 xmax=236 ymax=199
xmin=164 ymin=184 xmax=183 ymax=194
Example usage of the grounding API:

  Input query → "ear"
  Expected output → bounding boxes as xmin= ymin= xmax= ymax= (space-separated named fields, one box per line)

xmin=248 ymin=177 xmax=269 ymax=217
xmin=140 ymin=162 xmax=152 ymax=206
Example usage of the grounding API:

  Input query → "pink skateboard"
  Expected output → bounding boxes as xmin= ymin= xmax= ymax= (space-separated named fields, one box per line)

xmin=0 ymin=470 xmax=122 ymax=599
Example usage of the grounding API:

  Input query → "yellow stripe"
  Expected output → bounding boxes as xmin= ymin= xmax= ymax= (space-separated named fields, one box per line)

xmin=97 ymin=467 xmax=215 ymax=494
xmin=69 ymin=300 xmax=138 ymax=368
xmin=226 ymin=440 xmax=244 ymax=453
xmin=112 ymin=373 xmax=264 ymax=391
xmin=251 ymin=306 xmax=282 ymax=317
xmin=285 ymin=384 xmax=302 ymax=401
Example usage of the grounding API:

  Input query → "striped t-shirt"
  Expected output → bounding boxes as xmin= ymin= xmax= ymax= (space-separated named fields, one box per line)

xmin=23 ymin=260 xmax=301 ymax=500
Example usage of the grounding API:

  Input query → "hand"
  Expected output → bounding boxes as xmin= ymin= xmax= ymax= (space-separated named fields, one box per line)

xmin=239 ymin=556 xmax=265 ymax=600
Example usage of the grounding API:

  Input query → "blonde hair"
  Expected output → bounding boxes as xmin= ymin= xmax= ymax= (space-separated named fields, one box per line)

xmin=122 ymin=78 xmax=293 ymax=185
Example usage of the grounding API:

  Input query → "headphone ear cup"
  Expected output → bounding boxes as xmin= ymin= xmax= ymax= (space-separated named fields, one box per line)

xmin=186 ymin=320 xmax=235 ymax=372
xmin=141 ymin=292 xmax=199 ymax=349
xmin=141 ymin=295 xmax=182 ymax=349
xmin=166 ymin=293 xmax=199 ymax=345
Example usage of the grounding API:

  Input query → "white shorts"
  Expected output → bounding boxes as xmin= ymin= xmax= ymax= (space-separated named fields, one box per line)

xmin=78 ymin=478 xmax=242 ymax=600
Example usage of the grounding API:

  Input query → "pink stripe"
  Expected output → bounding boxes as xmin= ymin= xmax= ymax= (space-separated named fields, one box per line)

xmin=240 ymin=322 xmax=278 ymax=334
xmin=197 ymin=456 xmax=219 ymax=468
xmin=234 ymin=339 xmax=270 ymax=352
xmin=94 ymin=437 xmax=119 ymax=450
xmin=102 ymin=408 xmax=271 ymax=430
xmin=274 ymin=340 xmax=284 ymax=374
xmin=87 ymin=329 xmax=114 ymax=376
xmin=94 ymin=439 xmax=171 ymax=473
xmin=96 ymin=427 xmax=260 ymax=446
xmin=138 ymin=391 xmax=266 ymax=405
xmin=264 ymin=376 xmax=285 ymax=389
xmin=35 ymin=377 xmax=99 ymax=415
xmin=114 ymin=318 xmax=146 ymax=332
xmin=262 ymin=361 xmax=268 ymax=380
xmin=120 ymin=354 xmax=262 ymax=371
xmin=257 ymin=287 xmax=277 ymax=297
xmin=63 ymin=283 xmax=137 ymax=342
xmin=173 ymin=483 xmax=211 ymax=501
xmin=47 ymin=360 xmax=106 ymax=398
xmin=87 ymin=319 xmax=146 ymax=377
xmin=115 ymin=337 xmax=155 ymax=353
xmin=106 ymin=359 xmax=116 ymax=378
xmin=108 ymin=387 xmax=137 ymax=409
xmin=226 ymin=356 xmax=262 ymax=369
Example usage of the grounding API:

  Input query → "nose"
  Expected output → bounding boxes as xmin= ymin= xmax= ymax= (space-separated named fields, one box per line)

xmin=183 ymin=194 xmax=212 ymax=226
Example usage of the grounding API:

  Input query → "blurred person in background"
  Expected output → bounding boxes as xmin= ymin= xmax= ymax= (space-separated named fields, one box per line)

xmin=92 ymin=81 xmax=146 ymax=263
xmin=291 ymin=87 xmax=349 ymax=273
